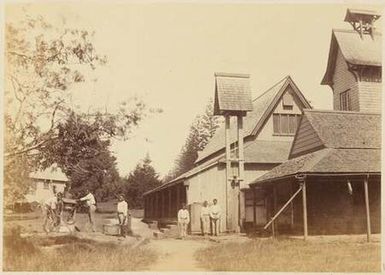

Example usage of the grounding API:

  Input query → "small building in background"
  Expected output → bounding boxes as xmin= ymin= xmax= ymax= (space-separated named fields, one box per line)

xmin=26 ymin=165 xmax=68 ymax=204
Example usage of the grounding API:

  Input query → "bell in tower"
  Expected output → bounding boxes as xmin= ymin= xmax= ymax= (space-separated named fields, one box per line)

xmin=344 ymin=9 xmax=381 ymax=38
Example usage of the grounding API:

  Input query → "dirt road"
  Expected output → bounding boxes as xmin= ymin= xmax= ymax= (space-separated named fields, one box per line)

xmin=144 ymin=238 xmax=209 ymax=271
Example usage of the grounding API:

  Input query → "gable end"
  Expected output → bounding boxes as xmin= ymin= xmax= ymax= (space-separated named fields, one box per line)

xmin=289 ymin=115 xmax=325 ymax=158
xmin=251 ymin=77 xmax=312 ymax=136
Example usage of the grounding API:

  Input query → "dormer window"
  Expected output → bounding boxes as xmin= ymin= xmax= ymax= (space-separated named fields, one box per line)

xmin=340 ymin=90 xmax=351 ymax=111
xmin=282 ymin=92 xmax=294 ymax=110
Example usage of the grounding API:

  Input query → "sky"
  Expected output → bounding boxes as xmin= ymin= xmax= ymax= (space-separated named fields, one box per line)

xmin=5 ymin=1 xmax=383 ymax=177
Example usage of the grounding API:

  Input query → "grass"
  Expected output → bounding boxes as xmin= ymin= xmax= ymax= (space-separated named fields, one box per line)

xmin=195 ymin=237 xmax=381 ymax=272
xmin=3 ymin=226 xmax=156 ymax=271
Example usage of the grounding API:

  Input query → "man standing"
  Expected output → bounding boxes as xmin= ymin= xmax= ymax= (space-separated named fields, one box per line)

xmin=200 ymin=201 xmax=210 ymax=236
xmin=177 ymin=203 xmax=190 ymax=239
xmin=79 ymin=189 xmax=96 ymax=232
xmin=42 ymin=192 xmax=63 ymax=233
xmin=210 ymin=198 xmax=221 ymax=236
xmin=117 ymin=195 xmax=129 ymax=237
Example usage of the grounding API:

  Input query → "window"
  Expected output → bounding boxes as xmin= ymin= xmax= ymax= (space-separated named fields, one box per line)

xmin=273 ymin=114 xmax=301 ymax=135
xmin=43 ymin=180 xmax=50 ymax=190
xmin=361 ymin=67 xmax=382 ymax=82
xmin=282 ymin=92 xmax=294 ymax=110
xmin=340 ymin=90 xmax=351 ymax=111
xmin=28 ymin=182 xmax=37 ymax=195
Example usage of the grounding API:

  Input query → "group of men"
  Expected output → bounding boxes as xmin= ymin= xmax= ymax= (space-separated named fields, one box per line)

xmin=42 ymin=189 xmax=130 ymax=237
xmin=177 ymin=198 xmax=222 ymax=239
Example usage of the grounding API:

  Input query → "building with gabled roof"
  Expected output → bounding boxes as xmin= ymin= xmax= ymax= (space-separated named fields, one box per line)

xmin=143 ymin=75 xmax=312 ymax=232
xmin=26 ymin=165 xmax=68 ymax=204
xmin=321 ymin=10 xmax=381 ymax=113
xmin=249 ymin=110 xmax=381 ymax=238
xmin=249 ymin=9 xmax=381 ymax=241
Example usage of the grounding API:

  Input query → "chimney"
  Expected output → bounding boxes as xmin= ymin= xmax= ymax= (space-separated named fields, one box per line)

xmin=344 ymin=9 xmax=381 ymax=38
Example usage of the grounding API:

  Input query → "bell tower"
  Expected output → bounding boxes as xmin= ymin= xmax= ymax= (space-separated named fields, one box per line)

xmin=214 ymin=72 xmax=253 ymax=232
xmin=344 ymin=9 xmax=381 ymax=38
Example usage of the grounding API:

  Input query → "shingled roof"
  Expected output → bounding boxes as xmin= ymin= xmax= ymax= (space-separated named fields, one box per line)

xmin=251 ymin=110 xmax=381 ymax=185
xmin=321 ymin=29 xmax=382 ymax=85
xmin=196 ymin=76 xmax=311 ymax=164
xmin=143 ymin=154 xmax=222 ymax=196
xmin=30 ymin=165 xmax=68 ymax=182
xmin=144 ymin=140 xmax=292 ymax=196
xmin=213 ymin=73 xmax=253 ymax=115
xmin=299 ymin=109 xmax=381 ymax=151
xmin=250 ymin=148 xmax=381 ymax=185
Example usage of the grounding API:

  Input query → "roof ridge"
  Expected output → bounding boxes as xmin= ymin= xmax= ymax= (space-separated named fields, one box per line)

xmin=336 ymin=146 xmax=381 ymax=150
xmin=303 ymin=109 xmax=381 ymax=115
xmin=214 ymin=72 xmax=250 ymax=78
xmin=252 ymin=75 xmax=289 ymax=102
xmin=254 ymin=139 xmax=292 ymax=143
xmin=332 ymin=28 xmax=382 ymax=35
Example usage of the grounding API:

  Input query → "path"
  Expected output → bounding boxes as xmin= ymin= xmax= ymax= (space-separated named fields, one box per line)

xmin=144 ymin=237 xmax=209 ymax=271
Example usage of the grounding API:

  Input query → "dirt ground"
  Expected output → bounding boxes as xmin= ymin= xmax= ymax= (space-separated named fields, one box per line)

xmin=145 ymin=238 xmax=208 ymax=271
xmin=4 ymin=209 xmax=243 ymax=271
xmin=142 ymin=233 xmax=251 ymax=271
xmin=5 ymin=209 xmax=380 ymax=272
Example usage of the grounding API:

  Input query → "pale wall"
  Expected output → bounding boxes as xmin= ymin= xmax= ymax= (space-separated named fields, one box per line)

xmin=358 ymin=81 xmax=382 ymax=113
xmin=25 ymin=180 xmax=66 ymax=204
xmin=257 ymin=87 xmax=303 ymax=141
xmin=186 ymin=162 xmax=277 ymax=231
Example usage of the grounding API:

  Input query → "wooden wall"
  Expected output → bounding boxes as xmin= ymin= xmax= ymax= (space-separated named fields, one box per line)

xmin=186 ymin=164 xmax=227 ymax=232
xmin=332 ymin=48 xmax=360 ymax=111
xmin=358 ymin=81 xmax=382 ymax=113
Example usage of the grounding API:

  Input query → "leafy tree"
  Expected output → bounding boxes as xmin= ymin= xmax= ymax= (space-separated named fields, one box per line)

xmin=40 ymin=113 xmax=122 ymax=201
xmin=123 ymin=155 xmax=162 ymax=208
xmin=4 ymin=14 xmax=160 ymax=205
xmin=165 ymin=98 xmax=222 ymax=181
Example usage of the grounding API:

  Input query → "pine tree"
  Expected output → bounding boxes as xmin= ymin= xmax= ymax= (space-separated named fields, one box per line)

xmin=165 ymin=98 xmax=222 ymax=180
xmin=123 ymin=154 xmax=162 ymax=208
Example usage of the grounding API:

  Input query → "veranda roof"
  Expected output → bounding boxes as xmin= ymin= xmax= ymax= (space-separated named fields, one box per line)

xmin=250 ymin=148 xmax=381 ymax=185
xmin=144 ymin=140 xmax=292 ymax=196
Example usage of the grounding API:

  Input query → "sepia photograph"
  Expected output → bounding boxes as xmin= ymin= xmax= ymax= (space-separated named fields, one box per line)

xmin=2 ymin=0 xmax=383 ymax=273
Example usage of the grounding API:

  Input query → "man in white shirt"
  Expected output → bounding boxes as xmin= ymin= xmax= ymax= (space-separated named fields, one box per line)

xmin=79 ymin=189 xmax=96 ymax=232
xmin=210 ymin=198 xmax=221 ymax=236
xmin=200 ymin=200 xmax=210 ymax=236
xmin=177 ymin=203 xmax=190 ymax=239
xmin=42 ymin=192 xmax=63 ymax=233
xmin=117 ymin=195 xmax=129 ymax=237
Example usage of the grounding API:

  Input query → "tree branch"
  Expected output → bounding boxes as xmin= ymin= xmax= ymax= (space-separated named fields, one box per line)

xmin=4 ymin=136 xmax=58 ymax=158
